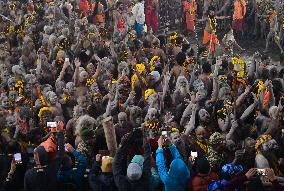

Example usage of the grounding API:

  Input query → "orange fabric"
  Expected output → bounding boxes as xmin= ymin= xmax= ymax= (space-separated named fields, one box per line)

xmin=91 ymin=2 xmax=96 ymax=13
xmin=39 ymin=136 xmax=57 ymax=160
xmin=269 ymin=11 xmax=277 ymax=23
xmin=183 ymin=0 xmax=197 ymax=31
xmin=189 ymin=172 xmax=219 ymax=191
xmin=263 ymin=90 xmax=270 ymax=106
xmin=79 ymin=0 xmax=90 ymax=15
xmin=203 ymin=30 xmax=218 ymax=52
xmin=233 ymin=0 xmax=246 ymax=20
xmin=117 ymin=20 xmax=125 ymax=33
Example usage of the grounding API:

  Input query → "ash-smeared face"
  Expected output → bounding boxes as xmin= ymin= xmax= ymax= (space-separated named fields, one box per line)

xmin=65 ymin=82 xmax=76 ymax=95
xmin=7 ymin=77 xmax=16 ymax=89
xmin=261 ymin=139 xmax=279 ymax=153
xmin=193 ymin=79 xmax=204 ymax=92
xmin=47 ymin=91 xmax=58 ymax=105
xmin=8 ymin=90 xmax=18 ymax=102
xmin=198 ymin=108 xmax=210 ymax=123
xmin=146 ymin=108 xmax=158 ymax=121
xmin=170 ymin=131 xmax=181 ymax=144
xmin=1 ymin=96 xmax=9 ymax=108
xmin=6 ymin=114 xmax=17 ymax=128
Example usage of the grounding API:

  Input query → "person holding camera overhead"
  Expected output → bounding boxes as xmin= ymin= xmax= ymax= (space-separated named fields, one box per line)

xmin=155 ymin=135 xmax=191 ymax=191
xmin=24 ymin=121 xmax=65 ymax=191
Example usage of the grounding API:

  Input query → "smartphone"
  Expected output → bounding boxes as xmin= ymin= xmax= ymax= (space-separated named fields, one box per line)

xmin=162 ymin=130 xmax=168 ymax=138
xmin=14 ymin=153 xmax=22 ymax=164
xmin=256 ymin=169 xmax=266 ymax=176
xmin=99 ymin=150 xmax=110 ymax=157
xmin=191 ymin=151 xmax=198 ymax=159
xmin=65 ymin=57 xmax=69 ymax=62
xmin=47 ymin=122 xmax=57 ymax=133
xmin=47 ymin=122 xmax=57 ymax=128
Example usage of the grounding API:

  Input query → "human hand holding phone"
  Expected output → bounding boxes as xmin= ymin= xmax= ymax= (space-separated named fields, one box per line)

xmin=14 ymin=153 xmax=22 ymax=165
xmin=245 ymin=168 xmax=257 ymax=179
xmin=64 ymin=143 xmax=75 ymax=153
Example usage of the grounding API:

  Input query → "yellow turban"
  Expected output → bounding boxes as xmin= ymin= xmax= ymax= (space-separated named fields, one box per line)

xmin=136 ymin=64 xmax=145 ymax=74
xmin=144 ymin=89 xmax=156 ymax=101
xmin=131 ymin=64 xmax=146 ymax=91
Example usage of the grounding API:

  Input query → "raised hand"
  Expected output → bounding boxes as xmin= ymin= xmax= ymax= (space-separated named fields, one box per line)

xmin=74 ymin=58 xmax=81 ymax=68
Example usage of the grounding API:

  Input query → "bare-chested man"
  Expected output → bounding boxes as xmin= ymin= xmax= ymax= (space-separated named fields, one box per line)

xmin=258 ymin=6 xmax=284 ymax=53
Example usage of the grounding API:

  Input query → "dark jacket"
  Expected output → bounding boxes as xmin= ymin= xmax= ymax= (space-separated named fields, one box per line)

xmin=89 ymin=161 xmax=118 ymax=191
xmin=24 ymin=132 xmax=64 ymax=191
xmin=113 ymin=142 xmax=151 ymax=191
xmin=224 ymin=175 xmax=284 ymax=191
xmin=57 ymin=150 xmax=87 ymax=190
xmin=2 ymin=153 xmax=29 ymax=191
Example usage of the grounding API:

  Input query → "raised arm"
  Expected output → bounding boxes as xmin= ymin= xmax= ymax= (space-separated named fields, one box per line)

xmin=226 ymin=118 xmax=238 ymax=141
xmin=240 ymin=93 xmax=259 ymax=121
xmin=113 ymin=134 xmax=130 ymax=190
xmin=73 ymin=58 xmax=81 ymax=87
xmin=236 ymin=86 xmax=251 ymax=107
xmin=57 ymin=60 xmax=70 ymax=82
xmin=156 ymin=136 xmax=168 ymax=183
xmin=91 ymin=61 xmax=101 ymax=80
xmin=184 ymin=104 xmax=197 ymax=136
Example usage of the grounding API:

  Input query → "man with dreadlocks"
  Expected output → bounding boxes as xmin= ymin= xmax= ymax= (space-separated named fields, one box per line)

xmin=199 ymin=6 xmax=230 ymax=56
xmin=257 ymin=5 xmax=284 ymax=53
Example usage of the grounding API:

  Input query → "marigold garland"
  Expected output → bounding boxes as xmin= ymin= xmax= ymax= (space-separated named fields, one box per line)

xmin=145 ymin=120 xmax=160 ymax=129
xmin=38 ymin=107 xmax=51 ymax=121
xmin=86 ymin=78 xmax=96 ymax=87
xmin=15 ymin=80 xmax=24 ymax=96
xmin=149 ymin=56 xmax=160 ymax=72
xmin=208 ymin=16 xmax=217 ymax=33
xmin=256 ymin=80 xmax=264 ymax=97
xmin=63 ymin=94 xmax=70 ymax=103
xmin=196 ymin=140 xmax=208 ymax=153
xmin=232 ymin=56 xmax=245 ymax=78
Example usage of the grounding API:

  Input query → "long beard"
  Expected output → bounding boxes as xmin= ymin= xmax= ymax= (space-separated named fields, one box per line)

xmin=180 ymin=86 xmax=188 ymax=96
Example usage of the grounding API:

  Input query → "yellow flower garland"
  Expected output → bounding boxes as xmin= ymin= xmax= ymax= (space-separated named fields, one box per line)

xmin=145 ymin=120 xmax=160 ymax=129
xmin=196 ymin=140 xmax=208 ymax=153
xmin=38 ymin=107 xmax=51 ymax=121
xmin=144 ymin=89 xmax=156 ymax=101
xmin=208 ymin=16 xmax=217 ymax=33
xmin=149 ymin=56 xmax=160 ymax=72
xmin=86 ymin=78 xmax=96 ymax=87
xmin=15 ymin=80 xmax=24 ymax=96
xmin=63 ymin=94 xmax=70 ymax=103
xmin=39 ymin=94 xmax=46 ymax=105
xmin=232 ymin=56 xmax=245 ymax=78
xmin=169 ymin=32 xmax=178 ymax=40
xmin=256 ymin=80 xmax=264 ymax=97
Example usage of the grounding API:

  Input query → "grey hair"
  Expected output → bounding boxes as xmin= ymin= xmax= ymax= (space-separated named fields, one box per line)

xmin=75 ymin=115 xmax=96 ymax=136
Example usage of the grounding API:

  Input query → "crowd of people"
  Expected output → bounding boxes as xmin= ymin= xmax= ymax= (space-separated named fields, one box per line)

xmin=0 ymin=0 xmax=284 ymax=191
